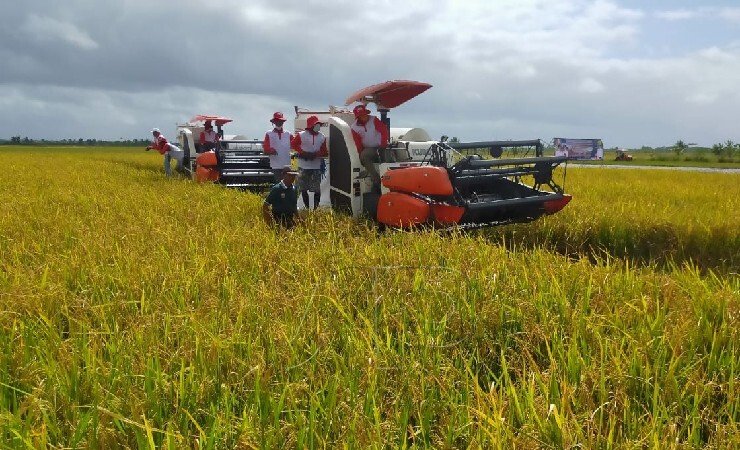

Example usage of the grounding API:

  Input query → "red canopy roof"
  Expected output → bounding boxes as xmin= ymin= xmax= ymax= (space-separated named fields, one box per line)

xmin=345 ymin=80 xmax=432 ymax=109
xmin=189 ymin=115 xmax=233 ymax=126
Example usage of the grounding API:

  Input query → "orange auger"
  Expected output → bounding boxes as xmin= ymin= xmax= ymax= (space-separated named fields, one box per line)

xmin=376 ymin=192 xmax=431 ymax=228
xmin=381 ymin=166 xmax=453 ymax=196
xmin=377 ymin=166 xmax=464 ymax=228
xmin=195 ymin=151 xmax=220 ymax=183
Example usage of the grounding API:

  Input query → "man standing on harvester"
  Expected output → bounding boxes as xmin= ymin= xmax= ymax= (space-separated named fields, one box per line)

xmin=292 ymin=115 xmax=328 ymax=209
xmin=262 ymin=112 xmax=293 ymax=182
xmin=146 ymin=128 xmax=185 ymax=177
xmin=350 ymin=104 xmax=389 ymax=190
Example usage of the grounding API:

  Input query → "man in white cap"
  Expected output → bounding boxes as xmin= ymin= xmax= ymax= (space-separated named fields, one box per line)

xmin=146 ymin=128 xmax=185 ymax=176
xmin=262 ymin=165 xmax=300 ymax=228
xmin=292 ymin=115 xmax=328 ymax=209
xmin=262 ymin=112 xmax=293 ymax=182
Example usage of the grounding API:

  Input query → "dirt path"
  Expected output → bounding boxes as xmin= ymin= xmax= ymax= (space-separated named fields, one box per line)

xmin=568 ymin=164 xmax=740 ymax=174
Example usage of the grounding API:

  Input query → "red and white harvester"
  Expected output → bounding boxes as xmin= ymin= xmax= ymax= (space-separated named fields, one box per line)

xmin=294 ymin=80 xmax=571 ymax=228
xmin=176 ymin=115 xmax=274 ymax=189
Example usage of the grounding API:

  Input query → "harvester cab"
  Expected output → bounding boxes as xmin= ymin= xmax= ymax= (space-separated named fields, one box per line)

xmin=296 ymin=80 xmax=571 ymax=228
xmin=176 ymin=115 xmax=274 ymax=189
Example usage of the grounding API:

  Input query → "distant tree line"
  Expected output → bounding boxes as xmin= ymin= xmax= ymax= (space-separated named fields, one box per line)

xmin=2 ymin=136 xmax=150 ymax=146
xmin=710 ymin=140 xmax=740 ymax=158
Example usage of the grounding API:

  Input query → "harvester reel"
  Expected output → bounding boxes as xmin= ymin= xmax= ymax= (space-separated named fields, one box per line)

xmin=489 ymin=146 xmax=503 ymax=158
xmin=533 ymin=161 xmax=564 ymax=193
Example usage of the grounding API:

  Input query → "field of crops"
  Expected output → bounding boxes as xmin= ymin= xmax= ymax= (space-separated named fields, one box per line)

xmin=1 ymin=146 xmax=738 ymax=449
xmin=572 ymin=150 xmax=740 ymax=169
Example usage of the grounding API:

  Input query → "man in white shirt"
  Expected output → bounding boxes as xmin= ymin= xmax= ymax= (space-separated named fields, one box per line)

xmin=292 ymin=115 xmax=328 ymax=209
xmin=262 ymin=112 xmax=293 ymax=182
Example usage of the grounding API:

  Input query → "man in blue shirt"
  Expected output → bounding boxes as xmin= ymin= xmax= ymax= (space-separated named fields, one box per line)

xmin=262 ymin=165 xmax=300 ymax=228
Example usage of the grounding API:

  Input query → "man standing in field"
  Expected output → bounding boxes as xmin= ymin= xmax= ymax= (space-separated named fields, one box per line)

xmin=146 ymin=128 xmax=185 ymax=176
xmin=262 ymin=166 xmax=300 ymax=228
xmin=292 ymin=115 xmax=328 ymax=209
xmin=263 ymin=112 xmax=293 ymax=182
xmin=350 ymin=104 xmax=389 ymax=190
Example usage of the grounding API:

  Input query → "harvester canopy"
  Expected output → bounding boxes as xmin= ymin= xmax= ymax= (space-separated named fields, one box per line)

xmin=189 ymin=115 xmax=233 ymax=126
xmin=345 ymin=80 xmax=432 ymax=109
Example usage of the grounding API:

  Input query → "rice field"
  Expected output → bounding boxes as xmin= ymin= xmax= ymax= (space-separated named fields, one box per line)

xmin=0 ymin=146 xmax=738 ymax=448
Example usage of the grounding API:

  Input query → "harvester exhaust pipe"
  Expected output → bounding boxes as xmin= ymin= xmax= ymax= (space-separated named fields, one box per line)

xmin=379 ymin=108 xmax=390 ymax=132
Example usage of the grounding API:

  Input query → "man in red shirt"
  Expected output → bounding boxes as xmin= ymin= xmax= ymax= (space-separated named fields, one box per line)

xmin=199 ymin=120 xmax=220 ymax=152
xmin=350 ymin=104 xmax=389 ymax=188
xmin=146 ymin=128 xmax=184 ymax=176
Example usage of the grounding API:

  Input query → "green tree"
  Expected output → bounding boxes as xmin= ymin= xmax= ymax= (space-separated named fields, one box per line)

xmin=711 ymin=142 xmax=724 ymax=156
xmin=673 ymin=140 xmax=688 ymax=156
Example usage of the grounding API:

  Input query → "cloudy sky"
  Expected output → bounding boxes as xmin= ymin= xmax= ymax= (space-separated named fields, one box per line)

xmin=1 ymin=0 xmax=738 ymax=147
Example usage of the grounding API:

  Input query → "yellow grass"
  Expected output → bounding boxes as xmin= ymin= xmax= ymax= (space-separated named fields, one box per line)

xmin=0 ymin=146 xmax=738 ymax=448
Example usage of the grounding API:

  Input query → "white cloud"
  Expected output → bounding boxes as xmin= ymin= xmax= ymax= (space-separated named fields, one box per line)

xmin=655 ymin=6 xmax=740 ymax=23
xmin=22 ymin=14 xmax=99 ymax=50
xmin=685 ymin=93 xmax=718 ymax=105
xmin=719 ymin=7 xmax=740 ymax=23
xmin=655 ymin=9 xmax=697 ymax=21
xmin=579 ymin=78 xmax=605 ymax=93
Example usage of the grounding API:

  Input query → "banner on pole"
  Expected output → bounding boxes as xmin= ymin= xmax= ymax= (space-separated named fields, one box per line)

xmin=553 ymin=138 xmax=604 ymax=160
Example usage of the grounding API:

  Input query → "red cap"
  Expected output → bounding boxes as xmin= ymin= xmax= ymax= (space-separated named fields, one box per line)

xmin=306 ymin=115 xmax=323 ymax=129
xmin=271 ymin=112 xmax=287 ymax=123
xmin=353 ymin=105 xmax=370 ymax=118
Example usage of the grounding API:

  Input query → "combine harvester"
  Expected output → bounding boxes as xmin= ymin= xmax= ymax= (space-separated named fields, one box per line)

xmin=176 ymin=115 xmax=274 ymax=189
xmin=294 ymin=80 xmax=571 ymax=228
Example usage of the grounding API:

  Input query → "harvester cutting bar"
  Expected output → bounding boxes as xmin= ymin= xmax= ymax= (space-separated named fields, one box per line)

xmin=448 ymin=139 xmax=543 ymax=151
xmin=465 ymin=192 xmax=564 ymax=211
xmin=458 ymin=156 xmax=569 ymax=169
xmin=224 ymin=182 xmax=270 ymax=188
xmin=220 ymin=169 xmax=273 ymax=177
xmin=454 ymin=167 xmax=539 ymax=180
xmin=221 ymin=140 xmax=263 ymax=145
xmin=209 ymin=139 xmax=273 ymax=190
xmin=219 ymin=159 xmax=267 ymax=165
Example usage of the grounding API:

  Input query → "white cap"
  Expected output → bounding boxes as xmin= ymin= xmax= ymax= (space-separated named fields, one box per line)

xmin=151 ymin=128 xmax=160 ymax=133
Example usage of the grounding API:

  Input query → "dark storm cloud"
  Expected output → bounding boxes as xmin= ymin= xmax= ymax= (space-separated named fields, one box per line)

xmin=1 ymin=1 xmax=738 ymax=146
xmin=0 ymin=0 xmax=445 ymax=99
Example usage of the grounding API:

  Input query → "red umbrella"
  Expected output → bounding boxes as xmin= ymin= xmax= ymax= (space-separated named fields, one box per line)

xmin=345 ymin=80 xmax=432 ymax=109
xmin=190 ymin=115 xmax=233 ymax=126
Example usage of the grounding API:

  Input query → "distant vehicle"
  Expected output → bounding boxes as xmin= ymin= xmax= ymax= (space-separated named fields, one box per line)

xmin=615 ymin=149 xmax=633 ymax=161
